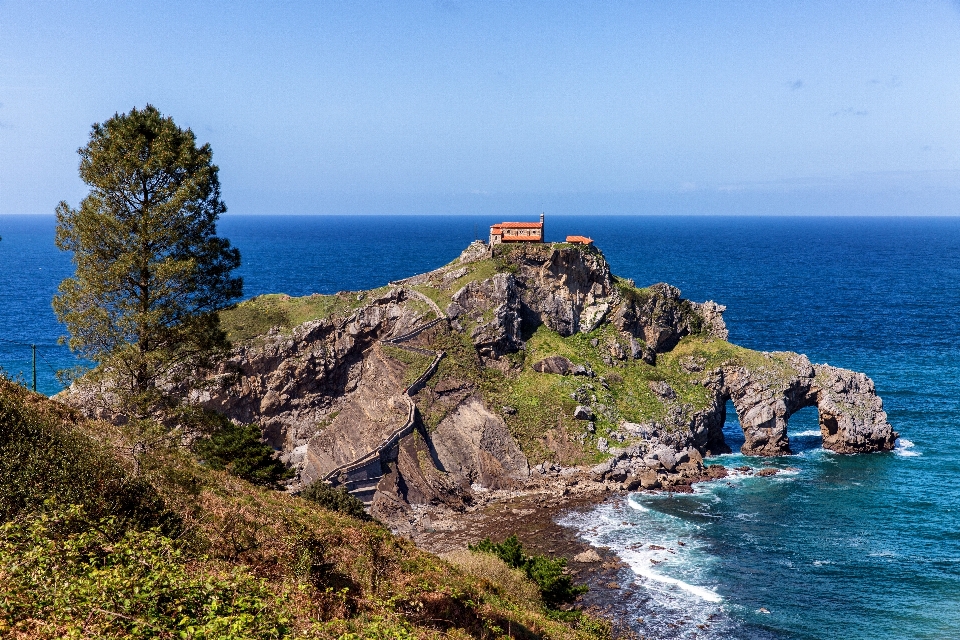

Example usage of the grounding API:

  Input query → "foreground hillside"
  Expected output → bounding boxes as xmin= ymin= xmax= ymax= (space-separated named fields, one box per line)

xmin=0 ymin=378 xmax=609 ymax=639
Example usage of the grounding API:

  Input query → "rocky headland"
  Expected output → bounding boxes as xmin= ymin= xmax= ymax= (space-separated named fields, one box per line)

xmin=168 ymin=240 xmax=897 ymax=534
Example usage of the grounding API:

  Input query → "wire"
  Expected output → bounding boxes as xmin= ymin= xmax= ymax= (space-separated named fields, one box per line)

xmin=0 ymin=337 xmax=64 ymax=348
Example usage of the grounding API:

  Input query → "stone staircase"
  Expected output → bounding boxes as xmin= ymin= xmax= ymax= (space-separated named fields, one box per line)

xmin=320 ymin=300 xmax=446 ymax=507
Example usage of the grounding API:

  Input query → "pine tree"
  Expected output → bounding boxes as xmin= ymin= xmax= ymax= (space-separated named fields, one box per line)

xmin=53 ymin=105 xmax=242 ymax=413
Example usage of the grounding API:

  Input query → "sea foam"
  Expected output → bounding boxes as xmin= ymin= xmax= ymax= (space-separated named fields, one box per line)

xmin=895 ymin=438 xmax=920 ymax=457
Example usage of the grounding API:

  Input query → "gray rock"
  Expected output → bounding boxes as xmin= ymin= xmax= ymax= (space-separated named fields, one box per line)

xmin=596 ymin=437 xmax=609 ymax=452
xmin=639 ymin=470 xmax=661 ymax=489
xmin=654 ymin=446 xmax=677 ymax=472
xmin=532 ymin=355 xmax=575 ymax=375
xmin=649 ymin=380 xmax=677 ymax=400
xmin=573 ymin=549 xmax=602 ymax=563
xmin=573 ymin=405 xmax=594 ymax=420
xmin=715 ymin=353 xmax=897 ymax=456
xmin=609 ymin=340 xmax=626 ymax=360
xmin=449 ymin=272 xmax=523 ymax=358
xmin=591 ymin=460 xmax=614 ymax=476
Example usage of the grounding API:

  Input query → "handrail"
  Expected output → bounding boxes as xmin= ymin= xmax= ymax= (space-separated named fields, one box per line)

xmin=382 ymin=317 xmax=444 ymax=344
xmin=399 ymin=287 xmax=445 ymax=320
xmin=321 ymin=382 xmax=416 ymax=482
xmin=405 ymin=351 xmax=445 ymax=396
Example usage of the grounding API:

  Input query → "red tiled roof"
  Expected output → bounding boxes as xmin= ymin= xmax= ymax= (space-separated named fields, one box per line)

xmin=494 ymin=221 xmax=543 ymax=229
xmin=566 ymin=235 xmax=593 ymax=245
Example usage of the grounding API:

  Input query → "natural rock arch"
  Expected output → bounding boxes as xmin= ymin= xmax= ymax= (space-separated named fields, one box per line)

xmin=709 ymin=354 xmax=896 ymax=456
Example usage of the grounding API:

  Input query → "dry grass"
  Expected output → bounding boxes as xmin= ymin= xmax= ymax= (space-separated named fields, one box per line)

xmin=442 ymin=550 xmax=543 ymax=611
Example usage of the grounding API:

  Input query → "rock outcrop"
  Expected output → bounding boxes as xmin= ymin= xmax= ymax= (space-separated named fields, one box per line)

xmin=447 ymin=273 xmax=523 ymax=358
xmin=508 ymin=244 xmax=616 ymax=335
xmin=708 ymin=354 xmax=895 ymax=456
xmin=611 ymin=282 xmax=728 ymax=353
xmin=430 ymin=396 xmax=529 ymax=489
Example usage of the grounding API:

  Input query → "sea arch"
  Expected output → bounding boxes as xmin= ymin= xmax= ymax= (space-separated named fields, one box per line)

xmin=705 ymin=359 xmax=896 ymax=457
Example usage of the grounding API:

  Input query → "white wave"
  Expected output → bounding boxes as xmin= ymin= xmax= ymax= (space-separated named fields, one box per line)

xmin=562 ymin=497 xmax=725 ymax=608
xmin=895 ymin=438 xmax=920 ymax=457
xmin=619 ymin=548 xmax=723 ymax=602
xmin=790 ymin=429 xmax=822 ymax=437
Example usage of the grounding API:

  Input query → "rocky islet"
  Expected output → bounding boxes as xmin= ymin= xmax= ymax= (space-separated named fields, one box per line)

xmin=62 ymin=239 xmax=896 ymax=530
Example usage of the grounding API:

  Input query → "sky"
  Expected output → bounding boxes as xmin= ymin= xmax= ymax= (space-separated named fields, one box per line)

xmin=2 ymin=0 xmax=960 ymax=216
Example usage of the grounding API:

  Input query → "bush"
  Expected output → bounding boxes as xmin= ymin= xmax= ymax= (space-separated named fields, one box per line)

xmin=469 ymin=535 xmax=588 ymax=609
xmin=193 ymin=416 xmax=293 ymax=488
xmin=0 ymin=380 xmax=177 ymax=534
xmin=299 ymin=481 xmax=371 ymax=521
xmin=0 ymin=502 xmax=289 ymax=639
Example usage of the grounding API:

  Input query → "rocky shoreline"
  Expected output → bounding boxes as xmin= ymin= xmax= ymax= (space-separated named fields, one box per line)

xmin=412 ymin=461 xmax=750 ymax=639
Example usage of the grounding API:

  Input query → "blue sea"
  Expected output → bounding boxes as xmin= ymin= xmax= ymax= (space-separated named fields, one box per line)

xmin=1 ymin=214 xmax=958 ymax=639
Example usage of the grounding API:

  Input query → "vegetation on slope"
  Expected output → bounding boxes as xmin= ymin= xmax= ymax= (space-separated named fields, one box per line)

xmin=0 ymin=378 xmax=609 ymax=639
xmin=219 ymin=289 xmax=389 ymax=344
xmin=469 ymin=536 xmax=588 ymax=610
xmin=413 ymin=315 xmax=786 ymax=468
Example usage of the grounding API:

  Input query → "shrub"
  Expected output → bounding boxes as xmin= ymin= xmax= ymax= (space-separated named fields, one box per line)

xmin=299 ymin=481 xmax=371 ymax=521
xmin=0 ymin=380 xmax=177 ymax=534
xmin=193 ymin=416 xmax=293 ymax=488
xmin=469 ymin=534 xmax=588 ymax=609
xmin=0 ymin=502 xmax=289 ymax=639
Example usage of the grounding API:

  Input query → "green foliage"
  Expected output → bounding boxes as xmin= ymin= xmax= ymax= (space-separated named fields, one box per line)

xmin=469 ymin=535 xmax=588 ymax=609
xmin=0 ymin=379 xmax=177 ymax=534
xmin=0 ymin=503 xmax=288 ymax=639
xmin=299 ymin=481 xmax=371 ymax=521
xmin=219 ymin=290 xmax=386 ymax=344
xmin=53 ymin=104 xmax=242 ymax=414
xmin=193 ymin=417 xmax=293 ymax=488
xmin=0 ymin=380 xmax=611 ymax=640
xmin=380 ymin=344 xmax=436 ymax=387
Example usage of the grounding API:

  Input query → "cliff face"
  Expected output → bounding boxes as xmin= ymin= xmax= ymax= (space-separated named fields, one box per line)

xmin=68 ymin=240 xmax=896 ymax=527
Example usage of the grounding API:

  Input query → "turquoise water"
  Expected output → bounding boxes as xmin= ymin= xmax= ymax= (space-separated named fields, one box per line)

xmin=1 ymin=214 xmax=958 ymax=638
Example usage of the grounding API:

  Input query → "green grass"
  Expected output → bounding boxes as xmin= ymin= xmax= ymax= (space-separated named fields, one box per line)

xmin=380 ymin=344 xmax=437 ymax=387
xmin=220 ymin=288 xmax=389 ymax=343
xmin=417 ymin=318 xmax=793 ymax=466
xmin=408 ymin=257 xmax=511 ymax=314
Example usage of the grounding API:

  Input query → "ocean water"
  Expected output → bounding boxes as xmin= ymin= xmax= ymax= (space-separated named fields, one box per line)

xmin=1 ymin=214 xmax=958 ymax=638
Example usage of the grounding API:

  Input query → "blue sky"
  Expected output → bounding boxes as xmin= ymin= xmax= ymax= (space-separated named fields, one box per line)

xmin=2 ymin=0 xmax=960 ymax=215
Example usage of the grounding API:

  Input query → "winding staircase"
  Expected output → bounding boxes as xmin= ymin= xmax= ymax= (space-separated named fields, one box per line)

xmin=319 ymin=288 xmax=446 ymax=506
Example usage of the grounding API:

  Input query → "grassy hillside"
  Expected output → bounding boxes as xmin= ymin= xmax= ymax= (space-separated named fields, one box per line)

xmin=0 ymin=378 xmax=609 ymax=639
xmin=219 ymin=289 xmax=391 ymax=344
xmin=413 ymin=322 xmax=788 ymax=467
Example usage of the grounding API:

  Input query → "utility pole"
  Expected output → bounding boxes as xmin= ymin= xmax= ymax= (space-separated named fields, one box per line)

xmin=32 ymin=344 xmax=36 ymax=392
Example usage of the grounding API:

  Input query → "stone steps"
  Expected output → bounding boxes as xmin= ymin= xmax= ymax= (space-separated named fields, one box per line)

xmin=319 ymin=304 xmax=448 ymax=509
